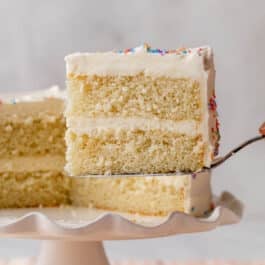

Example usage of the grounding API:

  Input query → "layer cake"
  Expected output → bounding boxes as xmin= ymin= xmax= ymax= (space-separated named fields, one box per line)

xmin=0 ymin=87 xmax=70 ymax=208
xmin=0 ymin=86 xmax=213 ymax=216
xmin=65 ymin=44 xmax=219 ymax=216
xmin=65 ymin=44 xmax=220 ymax=175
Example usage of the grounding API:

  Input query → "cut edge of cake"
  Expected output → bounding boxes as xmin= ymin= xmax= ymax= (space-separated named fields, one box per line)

xmin=65 ymin=44 xmax=220 ymax=175
xmin=71 ymin=171 xmax=212 ymax=217
xmin=0 ymin=86 xmax=71 ymax=208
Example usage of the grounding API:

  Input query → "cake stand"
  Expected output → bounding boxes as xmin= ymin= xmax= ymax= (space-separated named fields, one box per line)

xmin=0 ymin=192 xmax=242 ymax=265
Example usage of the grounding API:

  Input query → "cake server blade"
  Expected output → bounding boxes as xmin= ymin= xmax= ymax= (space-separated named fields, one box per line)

xmin=75 ymin=122 xmax=265 ymax=178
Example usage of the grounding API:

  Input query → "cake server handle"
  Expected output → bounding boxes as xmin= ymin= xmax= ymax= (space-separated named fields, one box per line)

xmin=259 ymin=122 xmax=265 ymax=136
xmin=210 ymin=122 xmax=265 ymax=169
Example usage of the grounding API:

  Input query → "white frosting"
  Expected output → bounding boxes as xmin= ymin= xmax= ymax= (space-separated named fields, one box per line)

xmin=201 ymin=70 xmax=213 ymax=166
xmin=65 ymin=46 xmax=209 ymax=79
xmin=67 ymin=117 xmax=199 ymax=136
xmin=1 ymin=86 xmax=65 ymax=104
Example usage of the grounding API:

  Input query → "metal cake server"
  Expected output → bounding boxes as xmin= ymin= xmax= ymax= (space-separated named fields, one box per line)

xmin=210 ymin=122 xmax=265 ymax=169
xmin=76 ymin=122 xmax=265 ymax=178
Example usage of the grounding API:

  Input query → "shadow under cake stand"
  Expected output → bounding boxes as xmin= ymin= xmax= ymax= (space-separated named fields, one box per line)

xmin=0 ymin=191 xmax=242 ymax=265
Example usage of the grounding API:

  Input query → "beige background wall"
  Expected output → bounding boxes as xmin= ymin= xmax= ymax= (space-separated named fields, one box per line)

xmin=0 ymin=0 xmax=264 ymax=260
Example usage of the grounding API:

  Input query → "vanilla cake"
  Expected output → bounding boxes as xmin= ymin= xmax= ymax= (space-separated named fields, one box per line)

xmin=0 ymin=87 xmax=70 ymax=208
xmin=64 ymin=44 xmax=219 ymax=216
xmin=71 ymin=172 xmax=213 ymax=216
xmin=0 ymin=86 xmax=213 ymax=216
xmin=65 ymin=44 xmax=220 ymax=175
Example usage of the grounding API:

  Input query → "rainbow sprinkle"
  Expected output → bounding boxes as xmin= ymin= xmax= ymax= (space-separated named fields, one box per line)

xmin=208 ymin=89 xmax=220 ymax=157
xmin=191 ymin=173 xmax=197 ymax=179
xmin=208 ymin=96 xmax=217 ymax=111
xmin=117 ymin=44 xmax=205 ymax=56
xmin=214 ymin=119 xmax=221 ymax=156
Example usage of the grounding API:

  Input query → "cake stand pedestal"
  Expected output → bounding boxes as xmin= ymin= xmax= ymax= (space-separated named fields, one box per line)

xmin=38 ymin=241 xmax=108 ymax=265
xmin=0 ymin=192 xmax=243 ymax=265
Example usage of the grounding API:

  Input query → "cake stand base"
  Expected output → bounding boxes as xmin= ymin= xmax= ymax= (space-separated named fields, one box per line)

xmin=37 ymin=240 xmax=109 ymax=265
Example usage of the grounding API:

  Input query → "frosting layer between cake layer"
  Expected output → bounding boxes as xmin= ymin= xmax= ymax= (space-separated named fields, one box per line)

xmin=67 ymin=117 xmax=199 ymax=136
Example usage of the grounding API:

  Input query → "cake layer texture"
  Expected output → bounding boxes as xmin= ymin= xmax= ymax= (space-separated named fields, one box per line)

xmin=0 ymin=87 xmax=70 ymax=208
xmin=0 ymin=115 xmax=65 ymax=157
xmin=71 ymin=171 xmax=212 ymax=216
xmin=0 ymin=171 xmax=70 ymax=208
xmin=0 ymin=90 xmax=66 ymax=158
xmin=66 ymin=75 xmax=201 ymax=121
xmin=0 ymin=155 xmax=65 ymax=172
xmin=66 ymin=129 xmax=206 ymax=175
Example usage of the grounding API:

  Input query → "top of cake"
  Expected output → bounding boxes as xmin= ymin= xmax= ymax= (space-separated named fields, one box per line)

xmin=0 ymin=86 xmax=66 ymax=121
xmin=65 ymin=43 xmax=213 ymax=79
xmin=0 ymin=86 xmax=65 ymax=104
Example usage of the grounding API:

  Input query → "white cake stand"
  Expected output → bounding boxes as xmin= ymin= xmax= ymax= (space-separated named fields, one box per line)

xmin=0 ymin=192 xmax=242 ymax=265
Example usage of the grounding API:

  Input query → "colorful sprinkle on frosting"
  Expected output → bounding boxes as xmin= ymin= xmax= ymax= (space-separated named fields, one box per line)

xmin=213 ymin=118 xmax=221 ymax=156
xmin=208 ymin=96 xmax=217 ymax=112
xmin=208 ymin=89 xmax=220 ymax=157
xmin=117 ymin=43 xmax=205 ymax=56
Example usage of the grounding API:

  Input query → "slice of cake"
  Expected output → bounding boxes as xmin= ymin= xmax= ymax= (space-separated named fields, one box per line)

xmin=65 ymin=44 xmax=220 ymax=176
xmin=71 ymin=172 xmax=213 ymax=216
xmin=0 ymin=87 xmax=70 ymax=208
xmin=65 ymin=44 xmax=219 ymax=216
